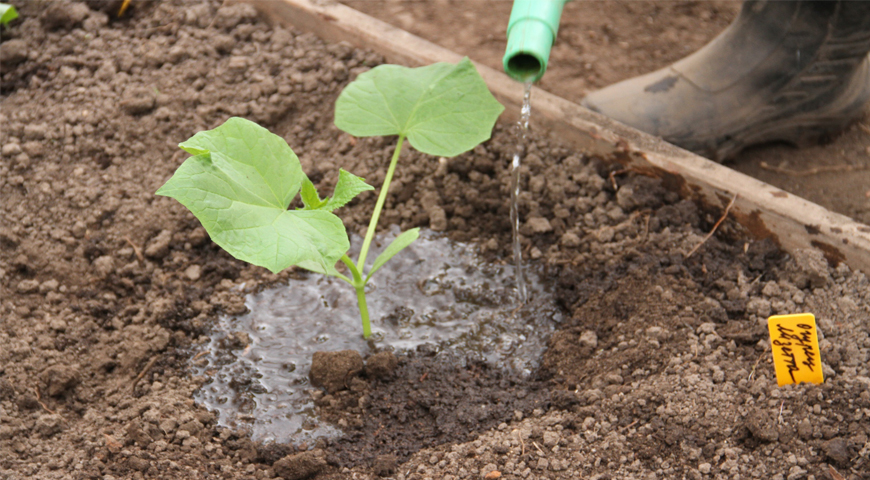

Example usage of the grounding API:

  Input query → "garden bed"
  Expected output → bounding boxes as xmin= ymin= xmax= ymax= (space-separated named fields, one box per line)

xmin=0 ymin=1 xmax=868 ymax=480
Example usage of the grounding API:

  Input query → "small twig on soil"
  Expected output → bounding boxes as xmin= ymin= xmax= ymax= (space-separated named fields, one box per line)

xmin=418 ymin=372 xmax=428 ymax=382
xmin=123 ymin=235 xmax=145 ymax=263
xmin=608 ymin=168 xmax=632 ymax=191
xmin=626 ymin=209 xmax=651 ymax=244
xmin=33 ymin=387 xmax=59 ymax=416
xmin=759 ymin=161 xmax=870 ymax=176
xmin=748 ymin=349 xmax=768 ymax=382
xmin=206 ymin=0 xmax=229 ymax=29
xmin=513 ymin=429 xmax=525 ymax=456
xmin=191 ymin=350 xmax=209 ymax=361
xmin=685 ymin=193 xmax=738 ymax=259
xmin=827 ymin=465 xmax=846 ymax=480
xmin=619 ymin=419 xmax=639 ymax=432
xmin=777 ymin=399 xmax=786 ymax=425
xmin=532 ymin=441 xmax=545 ymax=455
xmin=642 ymin=212 xmax=651 ymax=243
xmin=131 ymin=356 xmax=159 ymax=392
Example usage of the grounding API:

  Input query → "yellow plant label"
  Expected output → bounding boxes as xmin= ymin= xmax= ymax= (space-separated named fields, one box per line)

xmin=767 ymin=313 xmax=824 ymax=386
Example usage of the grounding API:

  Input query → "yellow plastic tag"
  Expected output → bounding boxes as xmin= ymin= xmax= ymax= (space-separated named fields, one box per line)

xmin=767 ymin=313 xmax=824 ymax=386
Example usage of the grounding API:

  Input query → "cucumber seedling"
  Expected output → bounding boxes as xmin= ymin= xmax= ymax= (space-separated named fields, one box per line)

xmin=157 ymin=58 xmax=503 ymax=338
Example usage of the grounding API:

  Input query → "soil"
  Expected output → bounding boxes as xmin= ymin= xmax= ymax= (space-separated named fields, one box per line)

xmin=345 ymin=0 xmax=870 ymax=226
xmin=1 ymin=2 xmax=869 ymax=480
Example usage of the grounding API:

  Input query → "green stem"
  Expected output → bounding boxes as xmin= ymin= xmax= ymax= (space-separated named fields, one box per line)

xmin=341 ymin=254 xmax=371 ymax=338
xmin=333 ymin=272 xmax=353 ymax=284
xmin=354 ymin=283 xmax=372 ymax=339
xmin=356 ymin=134 xmax=405 ymax=273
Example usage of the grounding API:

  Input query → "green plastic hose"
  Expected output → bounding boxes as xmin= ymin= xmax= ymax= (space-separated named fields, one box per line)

xmin=503 ymin=0 xmax=567 ymax=82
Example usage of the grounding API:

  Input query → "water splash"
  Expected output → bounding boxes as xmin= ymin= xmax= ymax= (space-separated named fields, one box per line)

xmin=192 ymin=228 xmax=561 ymax=444
xmin=510 ymin=81 xmax=533 ymax=303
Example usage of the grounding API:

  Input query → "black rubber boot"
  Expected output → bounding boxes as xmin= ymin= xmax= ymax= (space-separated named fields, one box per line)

xmin=581 ymin=0 xmax=870 ymax=162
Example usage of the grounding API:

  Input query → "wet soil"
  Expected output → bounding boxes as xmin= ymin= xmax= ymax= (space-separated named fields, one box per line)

xmin=346 ymin=0 xmax=870 ymax=226
xmin=194 ymin=229 xmax=561 ymax=445
xmin=1 ymin=2 xmax=868 ymax=480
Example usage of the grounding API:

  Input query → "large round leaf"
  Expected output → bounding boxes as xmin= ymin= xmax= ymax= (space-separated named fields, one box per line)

xmin=156 ymin=117 xmax=350 ymax=274
xmin=335 ymin=57 xmax=504 ymax=157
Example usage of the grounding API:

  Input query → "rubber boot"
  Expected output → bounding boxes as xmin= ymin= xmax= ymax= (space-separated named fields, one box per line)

xmin=581 ymin=0 xmax=870 ymax=162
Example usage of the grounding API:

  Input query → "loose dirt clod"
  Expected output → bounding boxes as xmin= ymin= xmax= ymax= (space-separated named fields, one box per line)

xmin=365 ymin=351 xmax=398 ymax=380
xmin=310 ymin=350 xmax=364 ymax=394
xmin=372 ymin=454 xmax=398 ymax=477
xmin=39 ymin=365 xmax=79 ymax=398
xmin=273 ymin=449 xmax=328 ymax=480
xmin=822 ymin=437 xmax=852 ymax=466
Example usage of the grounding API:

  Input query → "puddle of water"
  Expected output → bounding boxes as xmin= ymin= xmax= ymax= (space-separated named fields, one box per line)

xmin=192 ymin=228 xmax=561 ymax=444
xmin=511 ymin=80 xmax=533 ymax=303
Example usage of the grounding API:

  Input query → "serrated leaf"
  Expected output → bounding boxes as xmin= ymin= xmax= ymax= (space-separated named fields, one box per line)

xmin=0 ymin=3 xmax=18 ymax=27
xmin=335 ymin=57 xmax=504 ymax=157
xmin=366 ymin=228 xmax=420 ymax=282
xmin=156 ymin=117 xmax=350 ymax=274
xmin=324 ymin=169 xmax=374 ymax=211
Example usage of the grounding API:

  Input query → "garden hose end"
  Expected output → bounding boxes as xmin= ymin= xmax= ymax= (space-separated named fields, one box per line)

xmin=503 ymin=0 xmax=567 ymax=83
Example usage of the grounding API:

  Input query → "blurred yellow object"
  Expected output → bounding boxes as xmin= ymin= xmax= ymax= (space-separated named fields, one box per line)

xmin=118 ymin=0 xmax=130 ymax=18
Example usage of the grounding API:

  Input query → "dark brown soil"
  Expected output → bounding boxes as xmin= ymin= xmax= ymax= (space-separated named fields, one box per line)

xmin=1 ymin=2 xmax=868 ymax=480
xmin=346 ymin=0 xmax=870 ymax=226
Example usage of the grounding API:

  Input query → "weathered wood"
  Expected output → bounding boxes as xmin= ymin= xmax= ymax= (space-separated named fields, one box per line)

xmin=243 ymin=0 xmax=870 ymax=274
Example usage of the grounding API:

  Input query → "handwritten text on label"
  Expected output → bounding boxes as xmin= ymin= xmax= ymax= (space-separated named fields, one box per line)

xmin=767 ymin=313 xmax=824 ymax=386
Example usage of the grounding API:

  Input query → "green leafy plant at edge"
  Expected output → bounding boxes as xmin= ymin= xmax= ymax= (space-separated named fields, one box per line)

xmin=157 ymin=57 xmax=504 ymax=338
xmin=0 ymin=3 xmax=18 ymax=28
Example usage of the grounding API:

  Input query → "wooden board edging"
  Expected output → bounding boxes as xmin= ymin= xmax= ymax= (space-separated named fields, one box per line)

xmin=243 ymin=0 xmax=870 ymax=275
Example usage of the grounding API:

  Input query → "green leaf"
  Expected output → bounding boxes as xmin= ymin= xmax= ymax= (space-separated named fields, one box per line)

xmin=156 ymin=117 xmax=350 ymax=274
xmin=324 ymin=169 xmax=374 ymax=211
xmin=335 ymin=57 xmax=504 ymax=157
xmin=296 ymin=259 xmax=341 ymax=277
xmin=0 ymin=3 xmax=18 ymax=27
xmin=366 ymin=228 xmax=420 ymax=282
xmin=300 ymin=178 xmax=327 ymax=210
xmin=300 ymin=169 xmax=372 ymax=212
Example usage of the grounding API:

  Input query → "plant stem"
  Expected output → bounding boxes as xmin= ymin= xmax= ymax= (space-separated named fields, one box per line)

xmin=346 ymin=135 xmax=405 ymax=339
xmin=341 ymin=254 xmax=371 ymax=338
xmin=354 ymin=283 xmax=371 ymax=339
xmin=356 ymin=134 xmax=405 ymax=273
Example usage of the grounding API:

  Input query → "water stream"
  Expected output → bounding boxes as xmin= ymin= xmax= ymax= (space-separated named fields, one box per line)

xmin=510 ymin=81 xmax=533 ymax=303
xmin=192 ymin=228 xmax=561 ymax=444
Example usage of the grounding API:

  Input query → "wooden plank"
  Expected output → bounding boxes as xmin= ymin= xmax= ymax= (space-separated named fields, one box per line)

xmin=243 ymin=0 xmax=870 ymax=274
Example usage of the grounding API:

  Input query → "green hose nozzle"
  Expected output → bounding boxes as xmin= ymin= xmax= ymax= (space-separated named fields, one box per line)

xmin=503 ymin=0 xmax=567 ymax=83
